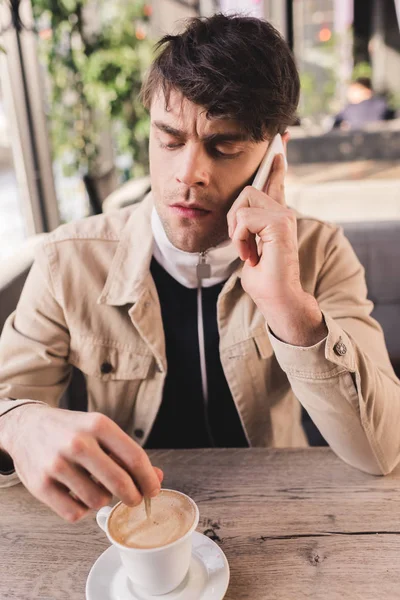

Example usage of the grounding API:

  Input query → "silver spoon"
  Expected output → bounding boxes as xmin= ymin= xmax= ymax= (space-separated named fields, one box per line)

xmin=144 ymin=497 xmax=151 ymax=520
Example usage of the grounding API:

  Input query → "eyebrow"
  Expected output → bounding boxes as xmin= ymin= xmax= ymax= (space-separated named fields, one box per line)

xmin=152 ymin=121 xmax=250 ymax=144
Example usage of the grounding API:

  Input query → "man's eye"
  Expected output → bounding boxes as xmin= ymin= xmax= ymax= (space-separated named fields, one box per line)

xmin=212 ymin=148 xmax=242 ymax=159
xmin=158 ymin=141 xmax=183 ymax=150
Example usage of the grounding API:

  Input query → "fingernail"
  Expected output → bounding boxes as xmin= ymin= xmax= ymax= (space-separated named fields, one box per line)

xmin=149 ymin=487 xmax=161 ymax=498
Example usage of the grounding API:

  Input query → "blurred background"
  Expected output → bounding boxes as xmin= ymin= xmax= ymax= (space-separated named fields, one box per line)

xmin=0 ymin=0 xmax=400 ymax=261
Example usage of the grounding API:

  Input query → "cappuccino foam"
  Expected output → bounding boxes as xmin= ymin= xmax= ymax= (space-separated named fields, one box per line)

xmin=108 ymin=490 xmax=196 ymax=549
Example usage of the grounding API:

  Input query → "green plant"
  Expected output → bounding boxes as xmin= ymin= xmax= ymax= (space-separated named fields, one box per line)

xmin=299 ymin=69 xmax=338 ymax=121
xmin=351 ymin=61 xmax=372 ymax=80
xmin=297 ymin=25 xmax=363 ymax=125
xmin=298 ymin=30 xmax=344 ymax=123
xmin=387 ymin=91 xmax=400 ymax=111
xmin=32 ymin=0 xmax=153 ymax=179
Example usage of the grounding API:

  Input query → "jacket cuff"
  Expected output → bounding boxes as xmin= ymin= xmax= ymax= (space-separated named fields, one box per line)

xmin=267 ymin=312 xmax=356 ymax=378
xmin=0 ymin=447 xmax=14 ymax=472
xmin=0 ymin=401 xmax=45 ymax=486
xmin=0 ymin=399 xmax=46 ymax=418
xmin=0 ymin=471 xmax=20 ymax=488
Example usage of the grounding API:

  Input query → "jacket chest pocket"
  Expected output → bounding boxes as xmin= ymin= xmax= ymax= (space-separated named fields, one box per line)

xmin=225 ymin=331 xmax=274 ymax=362
xmin=69 ymin=341 xmax=153 ymax=381
xmin=222 ymin=331 xmax=285 ymax=404
xmin=68 ymin=341 xmax=154 ymax=428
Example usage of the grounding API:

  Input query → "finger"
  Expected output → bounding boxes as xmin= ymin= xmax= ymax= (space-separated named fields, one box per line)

xmin=227 ymin=185 xmax=265 ymax=238
xmin=35 ymin=479 xmax=90 ymax=523
xmin=232 ymin=224 xmax=261 ymax=266
xmin=110 ymin=453 xmax=163 ymax=498
xmin=231 ymin=217 xmax=251 ymax=262
xmin=266 ymin=154 xmax=286 ymax=206
xmin=232 ymin=206 xmax=293 ymax=263
xmin=51 ymin=459 xmax=112 ymax=510
xmin=87 ymin=415 xmax=161 ymax=499
xmin=227 ymin=179 xmax=284 ymax=239
xmin=71 ymin=439 xmax=146 ymax=506
xmin=234 ymin=206 xmax=287 ymax=239
xmin=232 ymin=223 xmax=255 ymax=263
xmin=232 ymin=207 xmax=265 ymax=263
xmin=153 ymin=467 xmax=164 ymax=484
xmin=227 ymin=201 xmax=241 ymax=239
xmin=247 ymin=234 xmax=260 ymax=267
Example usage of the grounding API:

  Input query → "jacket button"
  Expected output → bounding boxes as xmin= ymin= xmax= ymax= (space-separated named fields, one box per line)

xmin=134 ymin=428 xmax=144 ymax=439
xmin=100 ymin=361 xmax=113 ymax=374
xmin=334 ymin=339 xmax=347 ymax=356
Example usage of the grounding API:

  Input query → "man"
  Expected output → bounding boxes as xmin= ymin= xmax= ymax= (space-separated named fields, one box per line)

xmin=0 ymin=14 xmax=399 ymax=524
xmin=333 ymin=77 xmax=395 ymax=130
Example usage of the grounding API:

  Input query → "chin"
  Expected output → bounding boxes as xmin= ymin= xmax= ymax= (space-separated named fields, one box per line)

xmin=160 ymin=211 xmax=229 ymax=253
xmin=170 ymin=234 xmax=205 ymax=254
xmin=172 ymin=230 xmax=229 ymax=254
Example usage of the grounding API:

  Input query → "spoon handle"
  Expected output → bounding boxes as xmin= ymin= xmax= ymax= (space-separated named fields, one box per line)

xmin=144 ymin=497 xmax=151 ymax=520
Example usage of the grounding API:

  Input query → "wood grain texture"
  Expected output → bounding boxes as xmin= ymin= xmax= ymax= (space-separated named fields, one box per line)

xmin=1 ymin=448 xmax=400 ymax=599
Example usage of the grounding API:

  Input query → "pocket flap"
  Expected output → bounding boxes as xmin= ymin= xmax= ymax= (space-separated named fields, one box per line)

xmin=69 ymin=342 xmax=153 ymax=380
xmin=223 ymin=329 xmax=274 ymax=360
xmin=226 ymin=338 xmax=254 ymax=359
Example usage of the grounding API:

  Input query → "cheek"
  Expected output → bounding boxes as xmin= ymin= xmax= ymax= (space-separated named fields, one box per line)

xmin=218 ymin=162 xmax=255 ymax=200
xmin=149 ymin=136 xmax=159 ymax=170
xmin=149 ymin=141 xmax=170 ymax=189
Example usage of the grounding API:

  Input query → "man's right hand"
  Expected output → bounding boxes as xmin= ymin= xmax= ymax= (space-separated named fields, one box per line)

xmin=0 ymin=405 xmax=163 ymax=522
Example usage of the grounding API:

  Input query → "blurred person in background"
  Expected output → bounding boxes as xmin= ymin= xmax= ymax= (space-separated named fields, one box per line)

xmin=333 ymin=76 xmax=395 ymax=130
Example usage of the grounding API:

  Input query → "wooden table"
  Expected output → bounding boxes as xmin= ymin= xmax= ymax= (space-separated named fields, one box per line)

xmin=1 ymin=448 xmax=400 ymax=599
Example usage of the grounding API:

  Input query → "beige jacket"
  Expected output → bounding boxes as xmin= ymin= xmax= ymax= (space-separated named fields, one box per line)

xmin=1 ymin=193 xmax=399 ymax=487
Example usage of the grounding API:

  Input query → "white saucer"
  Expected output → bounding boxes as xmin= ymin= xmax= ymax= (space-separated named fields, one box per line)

xmin=86 ymin=531 xmax=230 ymax=600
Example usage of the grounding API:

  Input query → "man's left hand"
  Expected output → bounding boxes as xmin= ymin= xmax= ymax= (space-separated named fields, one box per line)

xmin=227 ymin=154 xmax=328 ymax=347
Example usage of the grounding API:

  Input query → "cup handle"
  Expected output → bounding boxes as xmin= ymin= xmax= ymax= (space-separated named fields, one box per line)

xmin=96 ymin=506 xmax=113 ymax=532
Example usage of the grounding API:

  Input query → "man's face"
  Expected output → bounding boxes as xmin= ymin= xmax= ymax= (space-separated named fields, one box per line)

xmin=347 ymin=83 xmax=371 ymax=104
xmin=149 ymin=89 xmax=269 ymax=253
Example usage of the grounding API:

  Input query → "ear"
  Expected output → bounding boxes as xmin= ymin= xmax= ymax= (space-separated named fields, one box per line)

xmin=281 ymin=131 xmax=290 ymax=154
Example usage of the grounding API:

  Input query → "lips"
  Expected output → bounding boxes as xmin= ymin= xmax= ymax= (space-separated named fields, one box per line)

xmin=170 ymin=203 xmax=211 ymax=219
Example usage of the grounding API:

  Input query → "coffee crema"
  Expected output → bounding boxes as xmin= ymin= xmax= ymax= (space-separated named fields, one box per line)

xmin=108 ymin=490 xmax=196 ymax=549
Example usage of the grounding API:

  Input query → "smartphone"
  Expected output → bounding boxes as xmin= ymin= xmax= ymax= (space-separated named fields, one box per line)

xmin=252 ymin=133 xmax=288 ymax=191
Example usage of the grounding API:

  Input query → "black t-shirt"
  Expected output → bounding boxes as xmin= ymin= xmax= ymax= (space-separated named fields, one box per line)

xmin=145 ymin=258 xmax=248 ymax=449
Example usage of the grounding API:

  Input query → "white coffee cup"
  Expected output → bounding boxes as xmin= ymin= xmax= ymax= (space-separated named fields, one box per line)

xmin=96 ymin=489 xmax=200 ymax=595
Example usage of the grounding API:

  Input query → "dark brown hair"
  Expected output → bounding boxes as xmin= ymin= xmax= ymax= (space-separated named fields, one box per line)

xmin=140 ymin=13 xmax=300 ymax=140
xmin=354 ymin=77 xmax=373 ymax=91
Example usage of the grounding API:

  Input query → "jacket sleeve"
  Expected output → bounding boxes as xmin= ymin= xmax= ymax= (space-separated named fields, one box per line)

xmin=268 ymin=226 xmax=400 ymax=475
xmin=0 ymin=240 xmax=72 ymax=487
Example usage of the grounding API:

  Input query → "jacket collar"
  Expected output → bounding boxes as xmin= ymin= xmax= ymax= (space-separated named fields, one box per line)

xmin=97 ymin=191 xmax=243 ymax=306
xmin=97 ymin=193 xmax=154 ymax=306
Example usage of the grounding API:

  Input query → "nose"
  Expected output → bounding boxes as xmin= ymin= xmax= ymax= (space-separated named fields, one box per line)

xmin=175 ymin=143 xmax=210 ymax=187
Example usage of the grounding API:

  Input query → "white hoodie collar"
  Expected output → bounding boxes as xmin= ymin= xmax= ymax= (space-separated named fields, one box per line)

xmin=151 ymin=207 xmax=241 ymax=289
